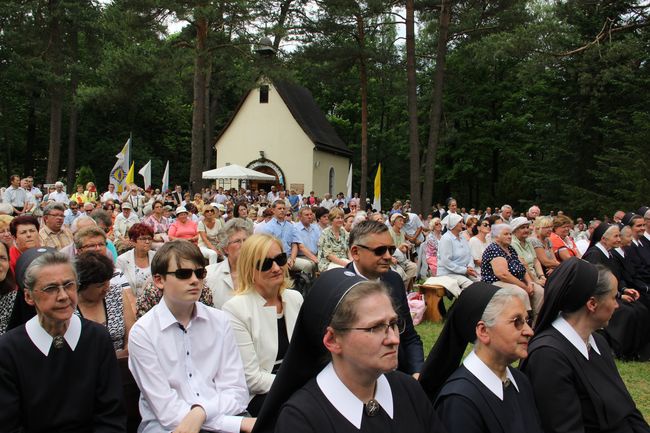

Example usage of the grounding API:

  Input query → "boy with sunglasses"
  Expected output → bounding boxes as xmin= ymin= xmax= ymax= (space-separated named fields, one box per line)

xmin=128 ymin=240 xmax=255 ymax=433
xmin=346 ymin=220 xmax=424 ymax=377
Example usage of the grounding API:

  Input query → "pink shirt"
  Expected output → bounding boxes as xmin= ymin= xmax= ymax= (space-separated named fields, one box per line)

xmin=169 ymin=219 xmax=198 ymax=240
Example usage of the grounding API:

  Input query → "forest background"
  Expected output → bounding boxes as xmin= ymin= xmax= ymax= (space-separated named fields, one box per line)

xmin=1 ymin=0 xmax=648 ymax=218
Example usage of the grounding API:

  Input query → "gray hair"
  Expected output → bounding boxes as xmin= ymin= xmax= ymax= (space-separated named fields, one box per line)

xmin=593 ymin=266 xmax=615 ymax=299
xmin=43 ymin=203 xmax=65 ymax=215
xmin=348 ymin=220 xmax=389 ymax=249
xmin=90 ymin=209 xmax=112 ymax=228
xmin=74 ymin=226 xmax=106 ymax=249
xmin=491 ymin=223 xmax=511 ymax=238
xmin=70 ymin=215 xmax=96 ymax=234
xmin=216 ymin=218 xmax=253 ymax=250
xmin=24 ymin=252 xmax=76 ymax=292
xmin=501 ymin=204 xmax=512 ymax=212
xmin=481 ymin=287 xmax=528 ymax=327
xmin=351 ymin=211 xmax=368 ymax=229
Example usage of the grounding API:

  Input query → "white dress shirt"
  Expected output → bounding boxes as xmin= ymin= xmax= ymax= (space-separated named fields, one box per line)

xmin=128 ymin=300 xmax=249 ymax=433
xmin=25 ymin=314 xmax=81 ymax=356
xmin=316 ymin=362 xmax=393 ymax=429
xmin=205 ymin=259 xmax=235 ymax=309
xmin=552 ymin=315 xmax=601 ymax=359
xmin=463 ymin=350 xmax=519 ymax=400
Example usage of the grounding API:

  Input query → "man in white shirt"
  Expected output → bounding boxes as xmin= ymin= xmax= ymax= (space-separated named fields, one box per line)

xmin=3 ymin=175 xmax=31 ymax=215
xmin=101 ymin=183 xmax=120 ymax=203
xmin=128 ymin=240 xmax=253 ymax=433
xmin=48 ymin=182 xmax=70 ymax=204
xmin=113 ymin=202 xmax=140 ymax=243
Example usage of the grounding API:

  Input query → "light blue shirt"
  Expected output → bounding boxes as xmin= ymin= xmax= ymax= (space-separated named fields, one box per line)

xmin=437 ymin=231 xmax=473 ymax=275
xmin=293 ymin=222 xmax=320 ymax=256
xmin=260 ymin=218 xmax=299 ymax=255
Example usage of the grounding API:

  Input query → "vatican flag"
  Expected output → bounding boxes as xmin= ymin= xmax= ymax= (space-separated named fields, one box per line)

xmin=126 ymin=162 xmax=135 ymax=186
xmin=372 ymin=164 xmax=381 ymax=212
xmin=109 ymin=138 xmax=131 ymax=193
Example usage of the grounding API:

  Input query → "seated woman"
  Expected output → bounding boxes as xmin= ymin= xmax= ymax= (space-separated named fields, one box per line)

xmin=530 ymin=216 xmax=561 ymax=276
xmin=317 ymin=208 xmax=350 ymax=272
xmin=437 ymin=213 xmax=478 ymax=297
xmin=469 ymin=218 xmax=491 ymax=278
xmin=116 ymin=223 xmax=156 ymax=298
xmin=418 ymin=283 xmax=542 ymax=433
xmin=549 ymin=215 xmax=581 ymax=261
xmin=481 ymin=224 xmax=543 ymax=318
xmin=424 ymin=217 xmax=442 ymax=275
xmin=582 ymin=223 xmax=650 ymax=360
xmin=521 ymin=258 xmax=650 ymax=433
xmin=197 ymin=204 xmax=223 ymax=263
xmin=76 ymin=251 xmax=136 ymax=357
xmin=142 ymin=200 xmax=169 ymax=250
xmin=0 ymin=215 xmax=14 ymax=245
xmin=8 ymin=215 xmax=41 ymax=272
xmin=388 ymin=213 xmax=417 ymax=288
xmin=222 ymin=233 xmax=303 ymax=416
xmin=510 ymin=216 xmax=546 ymax=287
xmin=169 ymin=205 xmax=217 ymax=265
xmin=253 ymin=268 xmax=446 ymax=433
xmin=0 ymin=250 xmax=125 ymax=432
xmin=0 ymin=240 xmax=17 ymax=335
xmin=205 ymin=218 xmax=252 ymax=309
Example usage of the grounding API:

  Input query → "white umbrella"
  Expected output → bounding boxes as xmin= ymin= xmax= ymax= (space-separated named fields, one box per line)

xmin=201 ymin=164 xmax=276 ymax=181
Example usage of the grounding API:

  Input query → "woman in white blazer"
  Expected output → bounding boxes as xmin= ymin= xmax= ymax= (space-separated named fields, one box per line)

xmin=116 ymin=223 xmax=157 ymax=298
xmin=222 ymin=233 xmax=303 ymax=416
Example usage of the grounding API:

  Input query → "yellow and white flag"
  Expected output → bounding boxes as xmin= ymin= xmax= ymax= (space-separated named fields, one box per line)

xmin=372 ymin=164 xmax=381 ymax=211
xmin=126 ymin=162 xmax=135 ymax=186
xmin=109 ymin=138 xmax=131 ymax=192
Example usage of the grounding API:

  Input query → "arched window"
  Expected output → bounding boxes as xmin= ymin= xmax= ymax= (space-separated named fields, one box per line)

xmin=328 ymin=167 xmax=335 ymax=195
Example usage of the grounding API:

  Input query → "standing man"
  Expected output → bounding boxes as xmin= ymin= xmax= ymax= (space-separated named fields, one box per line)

xmin=101 ymin=184 xmax=120 ymax=204
xmin=128 ymin=240 xmax=253 ymax=433
xmin=3 ymin=175 xmax=30 ymax=215
xmin=39 ymin=203 xmax=74 ymax=249
xmin=346 ymin=220 xmax=424 ymax=376
xmin=259 ymin=200 xmax=299 ymax=268
xmin=292 ymin=206 xmax=319 ymax=276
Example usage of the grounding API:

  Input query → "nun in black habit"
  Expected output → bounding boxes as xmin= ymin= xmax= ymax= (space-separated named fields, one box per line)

xmin=521 ymin=258 xmax=649 ymax=433
xmin=419 ymin=282 xmax=543 ymax=433
xmin=252 ymin=268 xmax=446 ymax=433
xmin=582 ymin=223 xmax=650 ymax=360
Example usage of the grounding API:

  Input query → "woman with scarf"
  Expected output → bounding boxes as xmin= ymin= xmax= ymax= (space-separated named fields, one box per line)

xmin=419 ymin=283 xmax=543 ymax=433
xmin=251 ymin=268 xmax=445 ymax=433
xmin=521 ymin=258 xmax=649 ymax=432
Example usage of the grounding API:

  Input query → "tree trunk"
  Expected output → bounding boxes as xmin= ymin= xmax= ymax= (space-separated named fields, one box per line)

xmin=67 ymin=29 xmax=79 ymax=189
xmin=356 ymin=14 xmax=369 ymax=204
xmin=24 ymin=90 xmax=38 ymax=176
xmin=406 ymin=0 xmax=421 ymax=213
xmin=421 ymin=0 xmax=451 ymax=213
xmin=189 ymin=13 xmax=208 ymax=194
xmin=45 ymin=0 xmax=63 ymax=184
xmin=203 ymin=60 xmax=213 ymax=172
xmin=272 ymin=0 xmax=293 ymax=50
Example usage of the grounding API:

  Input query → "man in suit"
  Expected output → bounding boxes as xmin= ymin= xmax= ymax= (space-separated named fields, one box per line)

xmin=345 ymin=220 xmax=424 ymax=376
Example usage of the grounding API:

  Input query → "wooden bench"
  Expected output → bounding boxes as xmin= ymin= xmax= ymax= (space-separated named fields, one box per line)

xmin=417 ymin=284 xmax=446 ymax=323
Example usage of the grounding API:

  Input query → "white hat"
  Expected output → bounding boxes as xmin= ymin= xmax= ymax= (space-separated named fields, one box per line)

xmin=442 ymin=213 xmax=463 ymax=230
xmin=175 ymin=206 xmax=188 ymax=215
xmin=510 ymin=216 xmax=530 ymax=232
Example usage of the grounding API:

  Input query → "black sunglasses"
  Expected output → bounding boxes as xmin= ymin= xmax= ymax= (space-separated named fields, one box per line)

xmin=356 ymin=244 xmax=397 ymax=256
xmin=258 ymin=253 xmax=288 ymax=271
xmin=163 ymin=268 xmax=207 ymax=280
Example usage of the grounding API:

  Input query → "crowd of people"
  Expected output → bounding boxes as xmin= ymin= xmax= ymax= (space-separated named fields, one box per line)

xmin=1 ymin=174 xmax=649 ymax=433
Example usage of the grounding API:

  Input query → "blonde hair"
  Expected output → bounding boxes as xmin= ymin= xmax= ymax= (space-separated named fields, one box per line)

xmin=328 ymin=207 xmax=344 ymax=222
xmin=235 ymin=233 xmax=293 ymax=295
xmin=0 ymin=215 xmax=14 ymax=230
xmin=534 ymin=216 xmax=553 ymax=230
xmin=429 ymin=217 xmax=441 ymax=231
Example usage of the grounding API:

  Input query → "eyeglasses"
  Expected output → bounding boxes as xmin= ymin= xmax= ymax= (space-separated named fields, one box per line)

xmin=338 ymin=318 xmax=405 ymax=338
xmin=507 ymin=316 xmax=533 ymax=330
xmin=137 ymin=237 xmax=153 ymax=242
xmin=162 ymin=268 xmax=207 ymax=280
xmin=79 ymin=242 xmax=106 ymax=251
xmin=258 ymin=253 xmax=288 ymax=271
xmin=38 ymin=280 xmax=77 ymax=295
xmin=204 ymin=210 xmax=215 ymax=214
xmin=104 ymin=206 xmax=114 ymax=210
xmin=481 ymin=222 xmax=490 ymax=227
xmin=355 ymin=244 xmax=397 ymax=256
xmin=227 ymin=237 xmax=247 ymax=246
xmin=46 ymin=213 xmax=64 ymax=218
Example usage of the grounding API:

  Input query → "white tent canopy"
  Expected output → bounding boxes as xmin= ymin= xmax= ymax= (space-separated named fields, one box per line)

xmin=201 ymin=164 xmax=276 ymax=181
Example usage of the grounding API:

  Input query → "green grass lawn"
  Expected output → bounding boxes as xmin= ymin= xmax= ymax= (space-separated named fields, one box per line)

xmin=415 ymin=321 xmax=650 ymax=421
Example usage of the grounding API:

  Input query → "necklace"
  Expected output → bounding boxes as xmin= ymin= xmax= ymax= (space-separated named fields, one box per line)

xmin=364 ymin=382 xmax=380 ymax=417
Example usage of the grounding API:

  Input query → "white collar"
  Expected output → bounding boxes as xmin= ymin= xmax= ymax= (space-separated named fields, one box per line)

xmin=615 ymin=247 xmax=625 ymax=257
xmin=644 ymin=232 xmax=650 ymax=242
xmin=596 ymin=242 xmax=611 ymax=258
xmin=25 ymin=314 xmax=82 ymax=356
xmin=316 ymin=362 xmax=393 ymax=429
xmin=463 ymin=351 xmax=519 ymax=400
xmin=552 ymin=315 xmax=600 ymax=359
xmin=352 ymin=262 xmax=379 ymax=282
xmin=157 ymin=298 xmax=205 ymax=331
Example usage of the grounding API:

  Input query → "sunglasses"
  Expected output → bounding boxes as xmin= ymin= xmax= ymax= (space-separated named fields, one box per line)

xmin=258 ymin=253 xmax=288 ymax=271
xmin=162 ymin=268 xmax=207 ymax=280
xmin=507 ymin=316 xmax=533 ymax=330
xmin=356 ymin=244 xmax=397 ymax=256
xmin=481 ymin=222 xmax=490 ymax=227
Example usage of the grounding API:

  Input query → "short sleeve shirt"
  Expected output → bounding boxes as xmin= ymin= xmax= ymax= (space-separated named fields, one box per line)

xmin=481 ymin=242 xmax=527 ymax=283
